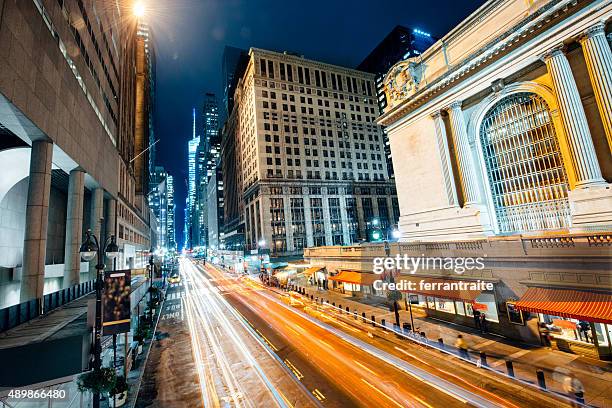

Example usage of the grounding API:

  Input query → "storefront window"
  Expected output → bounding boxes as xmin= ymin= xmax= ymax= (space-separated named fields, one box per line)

xmin=434 ymin=298 xmax=456 ymax=314
xmin=416 ymin=295 xmax=427 ymax=307
xmin=474 ymin=293 xmax=499 ymax=323
xmin=455 ymin=301 xmax=466 ymax=315
xmin=538 ymin=315 xmax=596 ymax=345
xmin=465 ymin=302 xmax=474 ymax=316
xmin=594 ymin=323 xmax=610 ymax=346
xmin=426 ymin=297 xmax=435 ymax=309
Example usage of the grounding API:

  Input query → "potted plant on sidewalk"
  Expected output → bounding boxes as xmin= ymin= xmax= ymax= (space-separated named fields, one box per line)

xmin=110 ymin=375 xmax=128 ymax=407
xmin=77 ymin=367 xmax=117 ymax=397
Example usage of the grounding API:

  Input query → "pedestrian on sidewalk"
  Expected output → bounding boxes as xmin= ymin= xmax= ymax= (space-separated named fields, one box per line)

xmin=479 ymin=313 xmax=488 ymax=333
xmin=455 ymin=334 xmax=470 ymax=361
xmin=473 ymin=310 xmax=481 ymax=330
xmin=539 ymin=322 xmax=552 ymax=347
xmin=563 ymin=373 xmax=585 ymax=407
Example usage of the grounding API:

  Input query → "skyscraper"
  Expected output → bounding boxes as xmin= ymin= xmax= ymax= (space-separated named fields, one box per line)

xmin=191 ymin=94 xmax=220 ymax=248
xmin=186 ymin=108 xmax=200 ymax=249
xmin=202 ymin=93 xmax=220 ymax=153
xmin=149 ymin=166 xmax=168 ymax=250
xmin=222 ymin=46 xmax=249 ymax=117
xmin=358 ymin=26 xmax=436 ymax=178
xmin=166 ymin=174 xmax=176 ymax=251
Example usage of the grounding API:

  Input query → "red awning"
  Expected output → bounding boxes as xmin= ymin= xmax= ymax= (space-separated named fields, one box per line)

xmin=514 ymin=287 xmax=612 ymax=324
xmin=329 ymin=270 xmax=377 ymax=285
xmin=396 ymin=276 xmax=483 ymax=303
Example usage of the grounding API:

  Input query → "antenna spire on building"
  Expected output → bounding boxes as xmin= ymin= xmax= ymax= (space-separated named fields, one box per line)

xmin=192 ymin=107 xmax=196 ymax=139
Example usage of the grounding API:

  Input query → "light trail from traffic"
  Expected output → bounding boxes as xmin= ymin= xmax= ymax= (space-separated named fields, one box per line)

xmin=201 ymin=263 xmax=497 ymax=408
xmin=180 ymin=258 xmax=316 ymax=408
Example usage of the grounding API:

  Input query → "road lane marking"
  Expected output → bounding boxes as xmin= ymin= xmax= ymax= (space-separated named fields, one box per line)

xmin=353 ymin=360 xmax=378 ymax=377
xmin=312 ymin=389 xmax=326 ymax=401
xmin=360 ymin=378 xmax=405 ymax=408
xmin=285 ymin=324 xmax=301 ymax=336
xmin=284 ymin=359 xmax=304 ymax=380
xmin=318 ymin=339 xmax=335 ymax=351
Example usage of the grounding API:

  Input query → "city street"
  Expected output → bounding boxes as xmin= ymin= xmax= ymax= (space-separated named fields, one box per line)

xmin=137 ymin=258 xmax=317 ymax=407
xmin=0 ymin=1 xmax=610 ymax=408
xmin=192 ymin=259 xmax=573 ymax=408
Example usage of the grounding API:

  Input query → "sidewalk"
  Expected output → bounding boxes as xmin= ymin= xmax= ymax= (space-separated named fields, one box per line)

xmin=101 ymin=285 xmax=167 ymax=408
xmin=297 ymin=284 xmax=612 ymax=408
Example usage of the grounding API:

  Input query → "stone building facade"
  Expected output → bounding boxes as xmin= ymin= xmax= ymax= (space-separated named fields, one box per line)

xmin=307 ymin=0 xmax=612 ymax=360
xmin=0 ymin=0 xmax=152 ymax=307
xmin=230 ymin=48 xmax=399 ymax=258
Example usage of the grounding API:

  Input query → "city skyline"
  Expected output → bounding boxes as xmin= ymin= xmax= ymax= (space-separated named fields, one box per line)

xmin=0 ymin=1 xmax=610 ymax=407
xmin=151 ymin=0 xmax=483 ymax=248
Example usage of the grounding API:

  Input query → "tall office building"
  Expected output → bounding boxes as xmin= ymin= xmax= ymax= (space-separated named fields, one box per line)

xmin=183 ymin=196 xmax=190 ymax=250
xmin=166 ymin=175 xmax=176 ymax=251
xmin=191 ymin=94 xmax=220 ymax=248
xmin=358 ymin=26 xmax=435 ymax=178
xmin=227 ymin=48 xmax=399 ymax=258
xmin=202 ymin=93 xmax=220 ymax=151
xmin=137 ymin=22 xmax=157 ymax=179
xmin=221 ymin=109 xmax=245 ymax=251
xmin=186 ymin=108 xmax=200 ymax=249
xmin=222 ymin=46 xmax=249 ymax=117
xmin=149 ymin=166 xmax=168 ymax=250
xmin=193 ymin=141 xmax=208 ymax=247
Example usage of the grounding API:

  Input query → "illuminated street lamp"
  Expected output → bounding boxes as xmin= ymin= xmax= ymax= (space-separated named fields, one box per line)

xmin=133 ymin=1 xmax=146 ymax=18
xmin=258 ymin=239 xmax=266 ymax=277
xmin=392 ymin=228 xmax=401 ymax=240
xmin=80 ymin=229 xmax=118 ymax=408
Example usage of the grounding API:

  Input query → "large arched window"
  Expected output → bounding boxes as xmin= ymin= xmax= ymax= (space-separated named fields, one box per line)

xmin=480 ymin=93 xmax=570 ymax=233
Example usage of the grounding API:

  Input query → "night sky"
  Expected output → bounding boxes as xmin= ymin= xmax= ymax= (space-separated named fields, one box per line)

xmin=149 ymin=0 xmax=485 ymax=247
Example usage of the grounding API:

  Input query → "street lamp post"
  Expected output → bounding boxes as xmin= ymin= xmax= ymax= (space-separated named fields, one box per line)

xmin=80 ymin=229 xmax=119 ymax=408
xmin=258 ymin=239 xmax=266 ymax=279
xmin=384 ymin=241 xmax=401 ymax=328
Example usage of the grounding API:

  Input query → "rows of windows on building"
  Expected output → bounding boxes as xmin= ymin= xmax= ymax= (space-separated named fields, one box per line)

xmin=191 ymin=27 xmax=436 ymax=254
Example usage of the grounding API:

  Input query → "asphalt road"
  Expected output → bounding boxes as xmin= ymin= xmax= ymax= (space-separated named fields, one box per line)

xmin=199 ymin=261 xmax=484 ymax=408
xmin=197 ymin=260 xmax=572 ymax=408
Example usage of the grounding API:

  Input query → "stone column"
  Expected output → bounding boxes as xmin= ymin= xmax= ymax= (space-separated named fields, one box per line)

xmin=105 ymin=198 xmax=117 ymax=270
xmin=543 ymin=46 xmax=606 ymax=187
xmin=432 ymin=111 xmax=459 ymax=206
xmin=89 ymin=187 xmax=104 ymax=279
xmin=63 ymin=168 xmax=85 ymax=288
xmin=579 ymin=23 xmax=612 ymax=155
xmin=446 ymin=102 xmax=480 ymax=205
xmin=303 ymin=196 xmax=314 ymax=248
xmin=20 ymin=139 xmax=53 ymax=303
xmin=339 ymin=194 xmax=351 ymax=244
xmin=321 ymin=195 xmax=332 ymax=246
xmin=283 ymin=196 xmax=293 ymax=252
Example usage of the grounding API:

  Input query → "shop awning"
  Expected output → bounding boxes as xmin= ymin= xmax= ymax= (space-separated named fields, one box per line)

xmin=329 ymin=270 xmax=377 ymax=286
xmin=514 ymin=287 xmax=612 ymax=324
xmin=395 ymin=276 xmax=483 ymax=303
xmin=303 ymin=266 xmax=323 ymax=276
